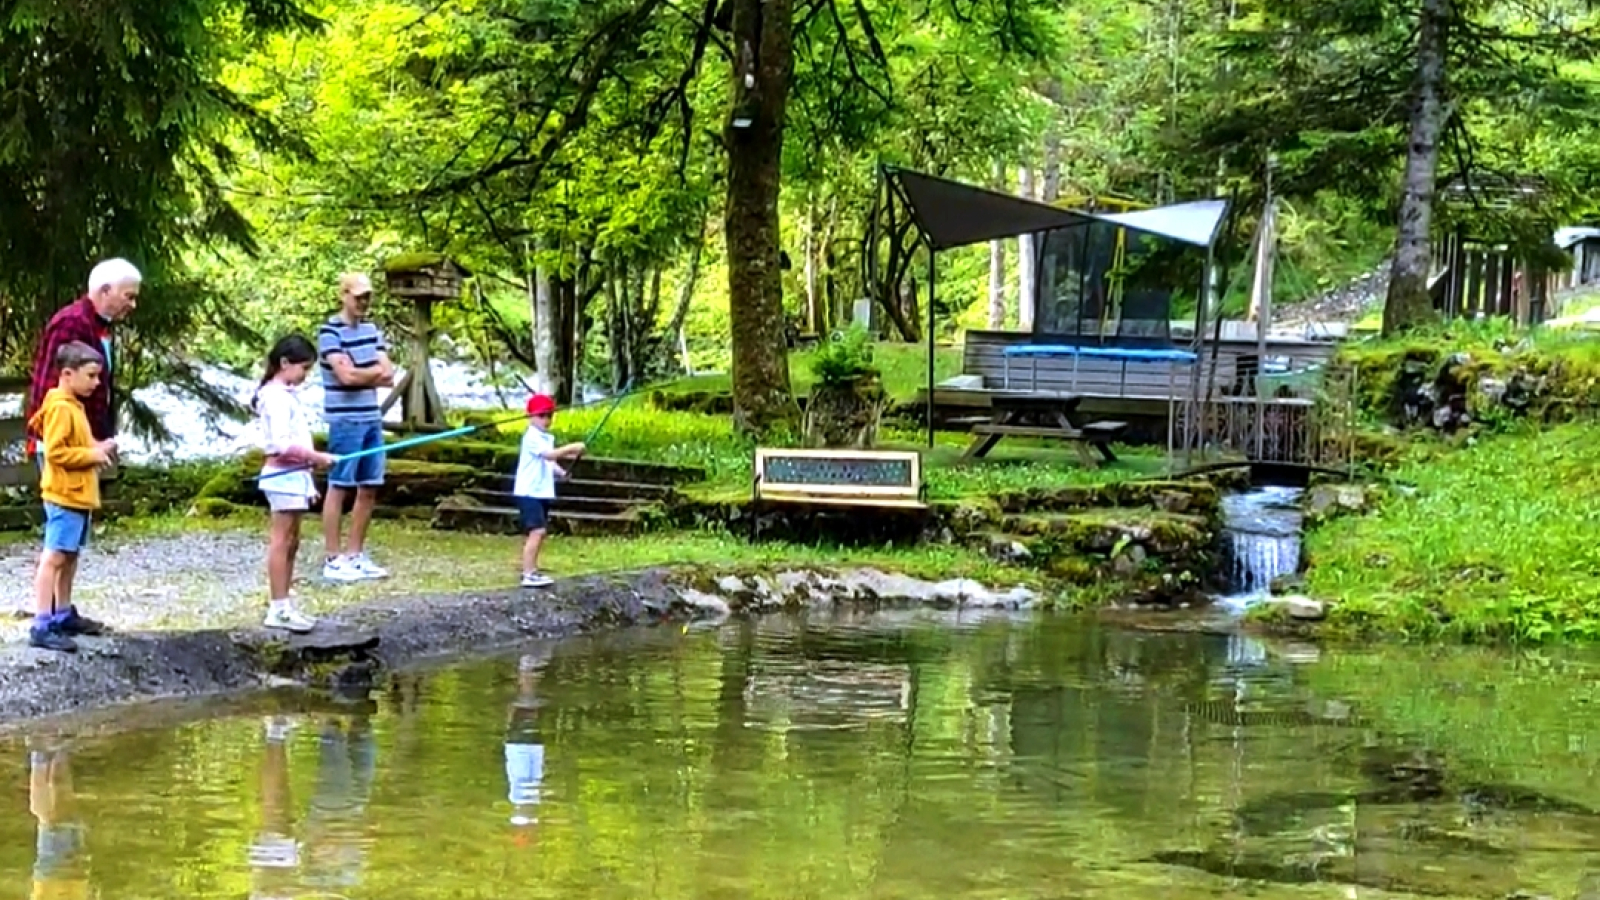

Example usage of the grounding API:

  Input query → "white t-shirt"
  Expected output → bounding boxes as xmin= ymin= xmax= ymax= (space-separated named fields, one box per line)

xmin=513 ymin=426 xmax=556 ymax=498
xmin=256 ymin=381 xmax=316 ymax=499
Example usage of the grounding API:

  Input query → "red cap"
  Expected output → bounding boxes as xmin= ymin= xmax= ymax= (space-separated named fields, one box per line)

xmin=525 ymin=394 xmax=556 ymax=416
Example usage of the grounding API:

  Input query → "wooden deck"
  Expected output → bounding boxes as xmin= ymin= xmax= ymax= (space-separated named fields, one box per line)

xmin=918 ymin=330 xmax=1341 ymax=447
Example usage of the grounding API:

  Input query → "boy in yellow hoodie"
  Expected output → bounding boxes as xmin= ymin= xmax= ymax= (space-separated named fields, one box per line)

xmin=27 ymin=341 xmax=116 ymax=653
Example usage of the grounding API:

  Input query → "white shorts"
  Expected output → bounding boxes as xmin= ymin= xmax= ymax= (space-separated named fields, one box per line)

xmin=264 ymin=491 xmax=310 ymax=513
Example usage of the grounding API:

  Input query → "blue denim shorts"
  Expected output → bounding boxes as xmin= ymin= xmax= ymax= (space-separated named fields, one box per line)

xmin=326 ymin=420 xmax=386 ymax=488
xmin=42 ymin=503 xmax=91 ymax=554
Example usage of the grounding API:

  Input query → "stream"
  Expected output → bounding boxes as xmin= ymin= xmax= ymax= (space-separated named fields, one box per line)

xmin=5 ymin=610 xmax=1600 ymax=899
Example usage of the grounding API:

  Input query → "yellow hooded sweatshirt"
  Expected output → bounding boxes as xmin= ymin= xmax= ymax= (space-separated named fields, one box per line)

xmin=27 ymin=387 xmax=101 ymax=511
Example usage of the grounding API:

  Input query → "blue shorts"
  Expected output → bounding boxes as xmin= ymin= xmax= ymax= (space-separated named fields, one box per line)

xmin=43 ymin=503 xmax=91 ymax=554
xmin=326 ymin=420 xmax=386 ymax=488
xmin=516 ymin=497 xmax=551 ymax=532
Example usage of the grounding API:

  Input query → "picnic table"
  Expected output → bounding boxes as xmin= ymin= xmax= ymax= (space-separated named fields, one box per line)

xmin=961 ymin=394 xmax=1128 ymax=467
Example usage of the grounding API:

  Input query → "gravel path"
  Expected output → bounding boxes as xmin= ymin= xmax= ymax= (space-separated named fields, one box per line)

xmin=0 ymin=530 xmax=357 ymax=639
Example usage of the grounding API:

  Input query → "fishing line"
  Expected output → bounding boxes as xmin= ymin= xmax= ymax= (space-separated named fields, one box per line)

xmin=255 ymin=378 xmax=645 ymax=485
xmin=583 ymin=378 xmax=633 ymax=444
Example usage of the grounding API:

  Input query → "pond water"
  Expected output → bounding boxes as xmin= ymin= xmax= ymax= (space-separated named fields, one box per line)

xmin=6 ymin=610 xmax=1600 ymax=900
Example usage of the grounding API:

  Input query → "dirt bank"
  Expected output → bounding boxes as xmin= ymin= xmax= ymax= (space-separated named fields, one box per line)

xmin=0 ymin=567 xmax=1039 ymax=731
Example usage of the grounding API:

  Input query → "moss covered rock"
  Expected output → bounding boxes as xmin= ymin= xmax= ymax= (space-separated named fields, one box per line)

xmin=991 ymin=480 xmax=1220 ymax=517
xmin=189 ymin=497 xmax=246 ymax=518
xmin=1000 ymin=509 xmax=1211 ymax=556
xmin=195 ymin=455 xmax=487 ymax=508
xmin=392 ymin=438 xmax=518 ymax=470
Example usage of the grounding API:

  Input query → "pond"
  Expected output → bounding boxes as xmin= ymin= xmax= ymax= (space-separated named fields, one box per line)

xmin=5 ymin=609 xmax=1600 ymax=899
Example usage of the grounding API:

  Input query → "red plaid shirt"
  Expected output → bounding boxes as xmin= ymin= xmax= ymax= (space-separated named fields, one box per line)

xmin=26 ymin=296 xmax=115 ymax=451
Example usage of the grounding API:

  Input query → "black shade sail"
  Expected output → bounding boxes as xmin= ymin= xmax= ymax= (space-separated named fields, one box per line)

xmin=885 ymin=165 xmax=1227 ymax=252
xmin=886 ymin=167 xmax=1095 ymax=251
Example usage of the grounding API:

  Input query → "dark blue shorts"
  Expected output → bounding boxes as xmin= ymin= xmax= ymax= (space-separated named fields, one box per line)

xmin=515 ymin=497 xmax=551 ymax=533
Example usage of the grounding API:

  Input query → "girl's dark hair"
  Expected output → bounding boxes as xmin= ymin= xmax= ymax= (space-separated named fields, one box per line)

xmin=252 ymin=334 xmax=318 ymax=412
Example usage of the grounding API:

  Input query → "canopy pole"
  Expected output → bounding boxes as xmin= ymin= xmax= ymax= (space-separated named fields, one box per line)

xmin=927 ymin=247 xmax=937 ymax=448
xmin=1185 ymin=245 xmax=1213 ymax=469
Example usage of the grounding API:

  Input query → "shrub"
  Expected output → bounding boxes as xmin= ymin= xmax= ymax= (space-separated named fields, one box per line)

xmin=809 ymin=325 xmax=880 ymax=386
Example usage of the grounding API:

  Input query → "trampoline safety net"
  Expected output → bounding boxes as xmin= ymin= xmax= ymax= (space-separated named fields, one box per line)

xmin=1033 ymin=221 xmax=1178 ymax=350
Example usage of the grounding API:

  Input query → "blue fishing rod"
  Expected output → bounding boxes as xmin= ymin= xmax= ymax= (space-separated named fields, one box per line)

xmin=255 ymin=378 xmax=639 ymax=485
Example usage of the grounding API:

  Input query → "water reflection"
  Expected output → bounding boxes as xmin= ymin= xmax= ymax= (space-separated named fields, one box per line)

xmin=6 ymin=616 xmax=1600 ymax=899
xmin=245 ymin=707 xmax=376 ymax=898
xmin=31 ymin=742 xmax=90 ymax=900
xmin=505 ymin=650 xmax=549 ymax=830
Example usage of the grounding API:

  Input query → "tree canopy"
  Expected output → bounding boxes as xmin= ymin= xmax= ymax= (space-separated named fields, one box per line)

xmin=8 ymin=0 xmax=1600 ymax=435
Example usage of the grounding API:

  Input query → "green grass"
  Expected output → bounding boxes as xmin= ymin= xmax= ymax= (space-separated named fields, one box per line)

xmin=664 ymin=340 xmax=963 ymax=403
xmin=473 ymin=376 xmax=1166 ymax=499
xmin=1304 ymin=422 xmax=1600 ymax=642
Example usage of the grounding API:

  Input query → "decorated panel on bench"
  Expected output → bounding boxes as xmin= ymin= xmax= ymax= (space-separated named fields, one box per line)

xmin=759 ymin=451 xmax=918 ymax=490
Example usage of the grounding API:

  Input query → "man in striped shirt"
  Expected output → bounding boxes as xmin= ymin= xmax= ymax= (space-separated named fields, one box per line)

xmin=318 ymin=273 xmax=395 ymax=582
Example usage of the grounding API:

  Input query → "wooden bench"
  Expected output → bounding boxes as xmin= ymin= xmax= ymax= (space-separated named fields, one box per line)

xmin=750 ymin=448 xmax=928 ymax=539
xmin=961 ymin=395 xmax=1128 ymax=467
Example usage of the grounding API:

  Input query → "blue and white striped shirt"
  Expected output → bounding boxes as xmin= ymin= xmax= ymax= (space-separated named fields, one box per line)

xmin=317 ymin=314 xmax=388 ymax=424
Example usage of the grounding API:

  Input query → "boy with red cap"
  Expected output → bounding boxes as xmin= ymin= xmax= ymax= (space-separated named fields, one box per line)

xmin=514 ymin=394 xmax=586 ymax=587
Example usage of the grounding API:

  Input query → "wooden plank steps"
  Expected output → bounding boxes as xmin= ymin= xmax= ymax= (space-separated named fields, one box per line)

xmin=435 ymin=456 xmax=684 ymax=534
xmin=432 ymin=498 xmax=645 ymax=536
xmin=485 ymin=475 xmax=674 ymax=500
xmin=464 ymin=488 xmax=640 ymax=516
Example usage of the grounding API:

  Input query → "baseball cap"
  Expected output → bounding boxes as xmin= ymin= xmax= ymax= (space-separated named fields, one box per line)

xmin=525 ymin=394 xmax=556 ymax=416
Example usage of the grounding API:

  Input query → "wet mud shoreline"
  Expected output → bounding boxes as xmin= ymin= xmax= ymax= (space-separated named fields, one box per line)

xmin=0 ymin=567 xmax=1039 ymax=731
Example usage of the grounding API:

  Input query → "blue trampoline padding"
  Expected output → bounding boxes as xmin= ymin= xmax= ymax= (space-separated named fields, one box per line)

xmin=1002 ymin=344 xmax=1198 ymax=363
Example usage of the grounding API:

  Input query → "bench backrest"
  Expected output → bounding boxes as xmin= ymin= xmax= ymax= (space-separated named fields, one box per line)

xmin=754 ymin=448 xmax=923 ymax=499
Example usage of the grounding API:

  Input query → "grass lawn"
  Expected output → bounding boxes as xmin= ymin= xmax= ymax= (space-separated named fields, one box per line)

xmin=1304 ymin=422 xmax=1600 ymax=642
xmin=663 ymin=340 xmax=964 ymax=403
xmin=467 ymin=338 xmax=1172 ymax=500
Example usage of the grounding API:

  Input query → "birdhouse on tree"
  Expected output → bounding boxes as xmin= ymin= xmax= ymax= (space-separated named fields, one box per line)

xmin=379 ymin=253 xmax=471 ymax=431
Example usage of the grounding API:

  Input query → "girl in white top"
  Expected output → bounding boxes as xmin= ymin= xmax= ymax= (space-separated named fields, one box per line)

xmin=255 ymin=335 xmax=336 ymax=633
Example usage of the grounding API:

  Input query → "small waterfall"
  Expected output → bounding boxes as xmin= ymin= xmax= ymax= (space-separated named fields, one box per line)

xmin=1216 ymin=485 xmax=1304 ymax=609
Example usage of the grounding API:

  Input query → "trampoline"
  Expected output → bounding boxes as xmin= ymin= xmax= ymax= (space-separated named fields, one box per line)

xmin=1001 ymin=344 xmax=1199 ymax=392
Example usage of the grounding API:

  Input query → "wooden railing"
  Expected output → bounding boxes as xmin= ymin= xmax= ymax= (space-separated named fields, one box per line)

xmin=1429 ymin=234 xmax=1551 ymax=326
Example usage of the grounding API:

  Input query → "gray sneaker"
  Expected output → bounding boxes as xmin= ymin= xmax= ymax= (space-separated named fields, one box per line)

xmin=520 ymin=571 xmax=554 ymax=588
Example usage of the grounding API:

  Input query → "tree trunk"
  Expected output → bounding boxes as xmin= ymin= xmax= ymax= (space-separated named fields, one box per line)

xmin=1018 ymin=166 xmax=1037 ymax=331
xmin=1382 ymin=0 xmax=1449 ymax=335
xmin=531 ymin=238 xmax=555 ymax=395
xmin=551 ymin=273 xmax=577 ymax=405
xmin=804 ymin=192 xmax=822 ymax=335
xmin=1038 ymin=91 xmax=1062 ymax=334
xmin=605 ymin=264 xmax=629 ymax=391
xmin=667 ymin=238 xmax=703 ymax=374
xmin=988 ymin=161 xmax=1007 ymax=329
xmin=724 ymin=0 xmax=800 ymax=436
xmin=823 ymin=195 xmax=843 ymax=331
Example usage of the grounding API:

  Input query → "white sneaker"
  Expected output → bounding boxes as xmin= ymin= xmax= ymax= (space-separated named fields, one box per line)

xmin=248 ymin=833 xmax=300 ymax=868
xmin=263 ymin=715 xmax=295 ymax=743
xmin=322 ymin=556 xmax=364 ymax=582
xmin=520 ymin=571 xmax=554 ymax=588
xmin=347 ymin=553 xmax=389 ymax=580
xmin=264 ymin=605 xmax=317 ymax=634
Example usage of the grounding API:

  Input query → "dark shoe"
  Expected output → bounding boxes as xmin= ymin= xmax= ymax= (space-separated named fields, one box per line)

xmin=57 ymin=606 xmax=106 ymax=636
xmin=29 ymin=626 xmax=77 ymax=653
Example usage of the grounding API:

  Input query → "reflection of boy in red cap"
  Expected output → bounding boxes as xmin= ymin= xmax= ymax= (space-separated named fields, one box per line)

xmin=513 ymin=394 xmax=586 ymax=588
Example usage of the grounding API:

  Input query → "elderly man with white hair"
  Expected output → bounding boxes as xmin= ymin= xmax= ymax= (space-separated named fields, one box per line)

xmin=22 ymin=258 xmax=141 ymax=637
